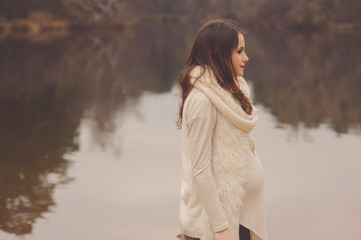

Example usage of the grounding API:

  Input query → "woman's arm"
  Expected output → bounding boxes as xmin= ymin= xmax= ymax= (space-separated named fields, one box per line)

xmin=185 ymin=91 xmax=230 ymax=235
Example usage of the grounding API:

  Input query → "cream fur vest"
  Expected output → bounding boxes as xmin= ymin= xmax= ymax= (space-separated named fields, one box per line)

xmin=179 ymin=66 xmax=258 ymax=240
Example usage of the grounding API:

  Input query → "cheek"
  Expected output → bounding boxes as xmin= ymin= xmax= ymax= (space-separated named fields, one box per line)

xmin=232 ymin=55 xmax=241 ymax=66
xmin=231 ymin=54 xmax=239 ymax=66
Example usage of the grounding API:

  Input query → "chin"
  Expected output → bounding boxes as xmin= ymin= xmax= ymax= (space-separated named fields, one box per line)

xmin=237 ymin=70 xmax=244 ymax=77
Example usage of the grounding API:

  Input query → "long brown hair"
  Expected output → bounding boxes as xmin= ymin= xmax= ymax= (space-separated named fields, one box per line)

xmin=176 ymin=19 xmax=253 ymax=129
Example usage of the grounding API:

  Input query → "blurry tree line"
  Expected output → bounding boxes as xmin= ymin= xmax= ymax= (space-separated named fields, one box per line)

xmin=0 ymin=22 xmax=195 ymax=235
xmin=0 ymin=0 xmax=360 ymax=30
xmin=245 ymin=30 xmax=361 ymax=134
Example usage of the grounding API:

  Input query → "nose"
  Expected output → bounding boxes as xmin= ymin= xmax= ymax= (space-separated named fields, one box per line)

xmin=243 ymin=53 xmax=249 ymax=63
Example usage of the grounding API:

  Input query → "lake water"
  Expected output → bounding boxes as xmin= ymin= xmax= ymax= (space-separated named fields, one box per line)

xmin=0 ymin=21 xmax=360 ymax=240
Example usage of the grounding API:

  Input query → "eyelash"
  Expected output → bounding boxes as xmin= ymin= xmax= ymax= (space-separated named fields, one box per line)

xmin=237 ymin=50 xmax=243 ymax=54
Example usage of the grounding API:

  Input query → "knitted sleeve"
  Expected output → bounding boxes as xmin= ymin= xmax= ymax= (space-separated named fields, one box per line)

xmin=185 ymin=90 xmax=229 ymax=232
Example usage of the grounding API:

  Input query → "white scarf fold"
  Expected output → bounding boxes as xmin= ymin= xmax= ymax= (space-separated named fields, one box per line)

xmin=190 ymin=66 xmax=258 ymax=133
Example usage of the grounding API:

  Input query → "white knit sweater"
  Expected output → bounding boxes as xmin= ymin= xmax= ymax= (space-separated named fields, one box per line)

xmin=178 ymin=66 xmax=267 ymax=240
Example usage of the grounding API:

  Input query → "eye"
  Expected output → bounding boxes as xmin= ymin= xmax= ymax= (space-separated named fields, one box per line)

xmin=237 ymin=48 xmax=244 ymax=54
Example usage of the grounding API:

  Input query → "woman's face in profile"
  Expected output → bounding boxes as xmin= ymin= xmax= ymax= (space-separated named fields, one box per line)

xmin=231 ymin=33 xmax=249 ymax=77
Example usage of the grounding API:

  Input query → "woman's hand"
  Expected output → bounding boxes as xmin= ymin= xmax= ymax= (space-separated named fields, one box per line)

xmin=215 ymin=228 xmax=233 ymax=240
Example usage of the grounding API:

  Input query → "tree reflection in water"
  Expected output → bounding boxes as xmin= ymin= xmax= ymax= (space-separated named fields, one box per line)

xmin=0 ymin=22 xmax=197 ymax=236
xmin=246 ymin=30 xmax=361 ymax=134
xmin=0 ymin=70 xmax=77 ymax=234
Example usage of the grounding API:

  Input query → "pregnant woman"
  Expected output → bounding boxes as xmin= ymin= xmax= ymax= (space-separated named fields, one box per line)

xmin=176 ymin=19 xmax=268 ymax=240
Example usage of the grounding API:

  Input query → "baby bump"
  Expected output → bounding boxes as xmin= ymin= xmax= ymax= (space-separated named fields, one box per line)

xmin=244 ymin=152 xmax=265 ymax=196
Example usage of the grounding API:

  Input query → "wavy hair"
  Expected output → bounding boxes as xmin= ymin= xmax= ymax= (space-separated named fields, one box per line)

xmin=177 ymin=19 xmax=253 ymax=129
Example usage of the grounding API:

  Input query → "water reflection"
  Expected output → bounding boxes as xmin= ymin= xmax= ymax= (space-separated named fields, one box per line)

xmin=0 ymin=22 xmax=199 ymax=236
xmin=0 ymin=94 xmax=75 ymax=235
xmin=246 ymin=30 xmax=361 ymax=134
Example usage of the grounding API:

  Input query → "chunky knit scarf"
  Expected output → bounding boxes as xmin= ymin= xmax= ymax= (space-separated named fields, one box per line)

xmin=190 ymin=66 xmax=258 ymax=132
